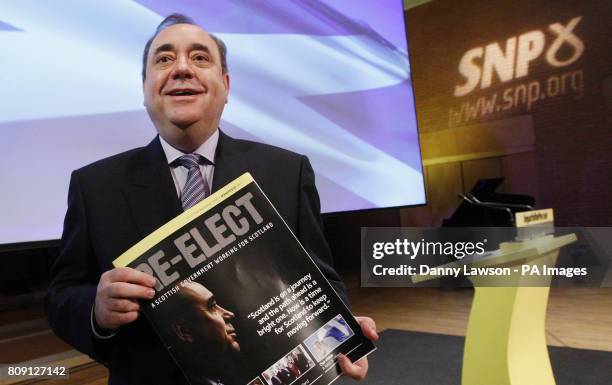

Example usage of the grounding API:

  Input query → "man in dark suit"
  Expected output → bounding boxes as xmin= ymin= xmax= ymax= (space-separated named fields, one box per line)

xmin=45 ymin=13 xmax=377 ymax=385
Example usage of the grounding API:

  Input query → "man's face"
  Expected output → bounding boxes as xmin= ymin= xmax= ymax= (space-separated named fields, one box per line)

xmin=180 ymin=282 xmax=240 ymax=353
xmin=143 ymin=24 xmax=229 ymax=151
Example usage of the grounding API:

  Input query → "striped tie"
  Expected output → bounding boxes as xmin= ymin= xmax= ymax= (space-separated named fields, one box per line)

xmin=173 ymin=154 xmax=210 ymax=210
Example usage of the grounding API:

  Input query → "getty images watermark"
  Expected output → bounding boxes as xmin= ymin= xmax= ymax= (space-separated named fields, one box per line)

xmin=361 ymin=227 xmax=612 ymax=287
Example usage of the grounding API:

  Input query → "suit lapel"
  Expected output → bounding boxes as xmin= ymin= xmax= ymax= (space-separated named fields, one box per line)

xmin=123 ymin=132 xmax=243 ymax=239
xmin=123 ymin=136 xmax=183 ymax=238
xmin=211 ymin=131 xmax=244 ymax=192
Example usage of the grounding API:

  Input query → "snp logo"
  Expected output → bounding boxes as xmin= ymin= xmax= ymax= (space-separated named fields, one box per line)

xmin=454 ymin=16 xmax=584 ymax=97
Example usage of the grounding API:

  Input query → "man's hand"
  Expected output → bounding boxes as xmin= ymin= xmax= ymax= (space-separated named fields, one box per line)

xmin=337 ymin=316 xmax=379 ymax=380
xmin=94 ymin=267 xmax=156 ymax=330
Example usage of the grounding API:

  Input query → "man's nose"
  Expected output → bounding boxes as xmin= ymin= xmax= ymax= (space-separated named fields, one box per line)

xmin=219 ymin=305 xmax=234 ymax=320
xmin=171 ymin=55 xmax=194 ymax=79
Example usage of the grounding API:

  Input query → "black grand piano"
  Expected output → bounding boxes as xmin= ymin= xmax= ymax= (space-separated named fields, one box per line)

xmin=443 ymin=177 xmax=535 ymax=227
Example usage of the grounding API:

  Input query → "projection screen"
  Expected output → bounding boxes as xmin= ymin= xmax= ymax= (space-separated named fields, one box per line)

xmin=0 ymin=0 xmax=425 ymax=245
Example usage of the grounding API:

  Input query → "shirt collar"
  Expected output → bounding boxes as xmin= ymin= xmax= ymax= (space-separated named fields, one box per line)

xmin=159 ymin=129 xmax=219 ymax=166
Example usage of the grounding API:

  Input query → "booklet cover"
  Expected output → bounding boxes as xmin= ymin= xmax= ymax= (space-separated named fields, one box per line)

xmin=114 ymin=173 xmax=375 ymax=385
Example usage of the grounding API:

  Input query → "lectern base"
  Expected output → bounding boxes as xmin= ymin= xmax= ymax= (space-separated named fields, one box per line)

xmin=461 ymin=235 xmax=577 ymax=385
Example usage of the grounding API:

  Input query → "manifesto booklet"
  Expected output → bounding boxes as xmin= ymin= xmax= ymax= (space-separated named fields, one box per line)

xmin=114 ymin=173 xmax=375 ymax=385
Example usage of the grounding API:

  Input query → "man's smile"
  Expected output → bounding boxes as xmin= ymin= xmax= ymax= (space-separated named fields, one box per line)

xmin=165 ymin=87 xmax=204 ymax=97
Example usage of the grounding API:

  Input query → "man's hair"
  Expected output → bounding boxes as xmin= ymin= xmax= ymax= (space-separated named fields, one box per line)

xmin=141 ymin=13 xmax=228 ymax=80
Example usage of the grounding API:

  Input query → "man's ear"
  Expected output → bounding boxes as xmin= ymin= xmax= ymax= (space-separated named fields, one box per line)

xmin=172 ymin=321 xmax=193 ymax=343
xmin=223 ymin=73 xmax=231 ymax=104
xmin=142 ymin=80 xmax=147 ymax=107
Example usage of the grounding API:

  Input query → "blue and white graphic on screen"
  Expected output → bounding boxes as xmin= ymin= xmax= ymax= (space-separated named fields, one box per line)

xmin=0 ymin=0 xmax=425 ymax=244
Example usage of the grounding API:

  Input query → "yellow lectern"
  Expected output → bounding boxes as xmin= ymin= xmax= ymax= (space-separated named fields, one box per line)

xmin=412 ymin=209 xmax=576 ymax=385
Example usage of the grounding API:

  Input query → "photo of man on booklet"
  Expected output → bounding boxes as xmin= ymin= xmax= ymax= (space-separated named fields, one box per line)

xmin=170 ymin=281 xmax=241 ymax=354
xmin=160 ymin=280 xmax=244 ymax=385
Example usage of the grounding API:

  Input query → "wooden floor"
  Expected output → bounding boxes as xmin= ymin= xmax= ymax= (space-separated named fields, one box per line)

xmin=2 ymin=286 xmax=611 ymax=384
xmin=348 ymin=286 xmax=612 ymax=351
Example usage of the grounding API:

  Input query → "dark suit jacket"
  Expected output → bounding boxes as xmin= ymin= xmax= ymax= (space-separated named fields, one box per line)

xmin=45 ymin=132 xmax=347 ymax=385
